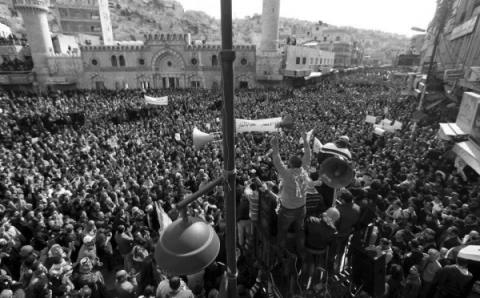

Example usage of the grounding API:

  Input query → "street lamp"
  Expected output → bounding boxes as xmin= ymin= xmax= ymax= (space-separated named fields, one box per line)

xmin=155 ymin=177 xmax=224 ymax=275
xmin=411 ymin=27 xmax=426 ymax=32
xmin=155 ymin=1 xmax=238 ymax=295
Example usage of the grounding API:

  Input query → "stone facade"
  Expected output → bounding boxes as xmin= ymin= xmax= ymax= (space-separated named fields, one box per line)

xmin=79 ymin=33 xmax=257 ymax=90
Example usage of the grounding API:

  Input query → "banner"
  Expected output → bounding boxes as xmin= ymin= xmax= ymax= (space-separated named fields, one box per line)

xmin=393 ymin=121 xmax=403 ymax=130
xmin=145 ymin=95 xmax=168 ymax=106
xmin=374 ymin=125 xmax=385 ymax=136
xmin=155 ymin=201 xmax=172 ymax=236
xmin=365 ymin=115 xmax=377 ymax=124
xmin=380 ymin=118 xmax=392 ymax=126
xmin=236 ymin=117 xmax=282 ymax=133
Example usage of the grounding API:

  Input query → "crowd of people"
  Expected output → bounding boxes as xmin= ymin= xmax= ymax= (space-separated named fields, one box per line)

xmin=0 ymin=69 xmax=478 ymax=298
xmin=0 ymin=34 xmax=25 ymax=46
xmin=0 ymin=56 xmax=33 ymax=72
xmin=0 ymin=34 xmax=32 ymax=72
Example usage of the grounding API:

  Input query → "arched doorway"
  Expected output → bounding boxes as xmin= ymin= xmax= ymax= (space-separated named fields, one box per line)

xmin=152 ymin=49 xmax=186 ymax=89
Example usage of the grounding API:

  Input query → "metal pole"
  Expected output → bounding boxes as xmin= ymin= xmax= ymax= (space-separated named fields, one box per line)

xmin=413 ymin=0 xmax=448 ymax=135
xmin=220 ymin=0 xmax=237 ymax=297
xmin=425 ymin=0 xmax=449 ymax=88
xmin=176 ymin=177 xmax=224 ymax=209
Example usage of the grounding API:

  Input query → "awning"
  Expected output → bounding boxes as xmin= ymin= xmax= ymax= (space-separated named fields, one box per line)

xmin=438 ymin=123 xmax=467 ymax=140
xmin=452 ymin=141 xmax=480 ymax=174
xmin=458 ymin=245 xmax=480 ymax=262
xmin=304 ymin=72 xmax=322 ymax=80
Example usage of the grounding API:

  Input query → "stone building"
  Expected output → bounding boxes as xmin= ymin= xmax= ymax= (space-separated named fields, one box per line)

xmin=283 ymin=45 xmax=334 ymax=74
xmin=80 ymin=33 xmax=257 ymax=89
xmin=296 ymin=24 xmax=363 ymax=68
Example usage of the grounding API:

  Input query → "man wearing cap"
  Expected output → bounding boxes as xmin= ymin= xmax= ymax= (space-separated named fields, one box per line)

xmin=334 ymin=189 xmax=360 ymax=270
xmin=420 ymin=249 xmax=442 ymax=298
xmin=156 ymin=276 xmax=193 ymax=298
xmin=428 ymin=256 xmax=473 ymax=298
xmin=115 ymin=269 xmax=137 ymax=298
xmin=270 ymin=132 xmax=311 ymax=254
xmin=115 ymin=225 xmax=134 ymax=272
xmin=302 ymin=207 xmax=339 ymax=279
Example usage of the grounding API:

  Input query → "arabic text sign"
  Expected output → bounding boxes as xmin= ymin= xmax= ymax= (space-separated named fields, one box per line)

xmin=236 ymin=117 xmax=282 ymax=133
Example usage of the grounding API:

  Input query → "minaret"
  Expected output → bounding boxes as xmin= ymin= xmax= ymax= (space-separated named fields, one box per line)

xmin=260 ymin=0 xmax=280 ymax=52
xmin=256 ymin=0 xmax=283 ymax=82
xmin=13 ymin=0 xmax=54 ymax=89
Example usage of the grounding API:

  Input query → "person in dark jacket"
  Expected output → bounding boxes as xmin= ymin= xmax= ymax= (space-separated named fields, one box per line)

xmin=428 ymin=257 xmax=473 ymax=298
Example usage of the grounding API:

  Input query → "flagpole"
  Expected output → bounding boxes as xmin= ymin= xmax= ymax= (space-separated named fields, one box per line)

xmin=220 ymin=0 xmax=238 ymax=297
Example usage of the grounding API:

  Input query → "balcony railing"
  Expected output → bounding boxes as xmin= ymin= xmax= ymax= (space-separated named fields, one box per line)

xmin=13 ymin=0 xmax=50 ymax=10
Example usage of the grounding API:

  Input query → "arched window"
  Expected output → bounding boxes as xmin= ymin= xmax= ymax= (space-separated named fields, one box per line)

xmin=111 ymin=55 xmax=117 ymax=67
xmin=212 ymin=55 xmax=218 ymax=66
xmin=119 ymin=55 xmax=126 ymax=67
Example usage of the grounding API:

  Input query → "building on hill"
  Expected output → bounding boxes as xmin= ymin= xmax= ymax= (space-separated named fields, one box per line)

xmin=283 ymin=45 xmax=334 ymax=73
xmin=422 ymin=0 xmax=480 ymax=94
xmin=51 ymin=0 xmax=114 ymax=45
xmin=295 ymin=26 xmax=363 ymax=68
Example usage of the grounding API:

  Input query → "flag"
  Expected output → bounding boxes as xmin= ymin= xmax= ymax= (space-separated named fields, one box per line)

xmin=299 ymin=129 xmax=314 ymax=144
xmin=154 ymin=201 xmax=172 ymax=235
xmin=145 ymin=95 xmax=168 ymax=106
xmin=313 ymin=138 xmax=323 ymax=153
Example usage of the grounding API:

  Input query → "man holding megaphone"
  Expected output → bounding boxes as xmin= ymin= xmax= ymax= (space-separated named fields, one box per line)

xmin=270 ymin=132 xmax=312 ymax=254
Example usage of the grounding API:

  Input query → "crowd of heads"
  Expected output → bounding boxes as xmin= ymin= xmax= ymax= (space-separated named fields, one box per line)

xmin=0 ymin=69 xmax=478 ymax=297
xmin=0 ymin=34 xmax=25 ymax=46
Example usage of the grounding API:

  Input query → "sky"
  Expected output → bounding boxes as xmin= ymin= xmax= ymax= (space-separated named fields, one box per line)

xmin=176 ymin=0 xmax=437 ymax=36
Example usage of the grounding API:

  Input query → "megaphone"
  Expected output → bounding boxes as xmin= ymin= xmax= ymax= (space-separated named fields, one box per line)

xmin=318 ymin=157 xmax=354 ymax=188
xmin=275 ymin=114 xmax=294 ymax=130
xmin=193 ymin=127 xmax=220 ymax=147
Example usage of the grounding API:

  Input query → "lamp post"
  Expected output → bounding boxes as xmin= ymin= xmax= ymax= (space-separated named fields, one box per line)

xmin=155 ymin=1 xmax=238 ymax=295
xmin=219 ymin=0 xmax=238 ymax=297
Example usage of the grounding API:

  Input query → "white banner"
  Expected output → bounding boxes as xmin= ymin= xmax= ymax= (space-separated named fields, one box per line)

xmin=236 ymin=117 xmax=282 ymax=133
xmin=373 ymin=125 xmax=385 ymax=135
xmin=365 ymin=115 xmax=377 ymax=124
xmin=380 ymin=118 xmax=392 ymax=126
xmin=393 ymin=121 xmax=403 ymax=130
xmin=145 ymin=95 xmax=168 ymax=106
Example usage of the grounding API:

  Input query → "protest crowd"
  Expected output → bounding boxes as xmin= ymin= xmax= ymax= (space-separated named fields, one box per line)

xmin=0 ymin=69 xmax=479 ymax=298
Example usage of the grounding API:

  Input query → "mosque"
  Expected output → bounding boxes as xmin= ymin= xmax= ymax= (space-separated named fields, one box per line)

xmin=0 ymin=0 xmax=337 ymax=91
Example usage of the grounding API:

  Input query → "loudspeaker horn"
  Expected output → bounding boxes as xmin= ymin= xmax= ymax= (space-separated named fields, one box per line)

xmin=319 ymin=156 xmax=354 ymax=188
xmin=193 ymin=127 xmax=220 ymax=147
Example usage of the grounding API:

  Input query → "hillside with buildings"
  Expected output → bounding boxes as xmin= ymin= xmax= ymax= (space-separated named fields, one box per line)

xmin=0 ymin=0 xmax=409 ymax=64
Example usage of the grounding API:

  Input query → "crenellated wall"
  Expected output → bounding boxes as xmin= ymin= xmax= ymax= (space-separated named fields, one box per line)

xmin=78 ymin=33 xmax=257 ymax=90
